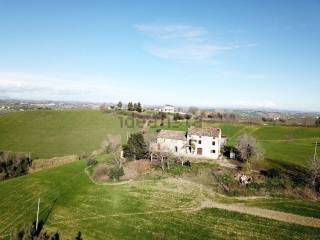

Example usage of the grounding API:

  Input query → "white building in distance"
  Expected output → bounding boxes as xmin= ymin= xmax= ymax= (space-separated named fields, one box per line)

xmin=160 ymin=105 xmax=175 ymax=113
xmin=155 ymin=127 xmax=222 ymax=159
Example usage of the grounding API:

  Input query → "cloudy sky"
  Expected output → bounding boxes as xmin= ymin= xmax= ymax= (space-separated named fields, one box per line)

xmin=0 ymin=1 xmax=319 ymax=111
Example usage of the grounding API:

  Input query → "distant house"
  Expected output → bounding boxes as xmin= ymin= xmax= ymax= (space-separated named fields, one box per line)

xmin=155 ymin=127 xmax=223 ymax=159
xmin=160 ymin=105 xmax=175 ymax=113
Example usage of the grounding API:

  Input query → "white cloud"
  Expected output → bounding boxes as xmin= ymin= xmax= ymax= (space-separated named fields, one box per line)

xmin=134 ymin=24 xmax=207 ymax=40
xmin=0 ymin=72 xmax=137 ymax=102
xmin=147 ymin=44 xmax=240 ymax=61
xmin=135 ymin=23 xmax=249 ymax=62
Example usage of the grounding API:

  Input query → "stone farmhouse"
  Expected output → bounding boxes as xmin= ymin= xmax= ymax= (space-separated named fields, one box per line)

xmin=155 ymin=127 xmax=223 ymax=159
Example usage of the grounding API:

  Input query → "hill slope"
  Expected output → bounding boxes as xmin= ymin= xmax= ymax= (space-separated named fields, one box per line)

xmin=0 ymin=161 xmax=319 ymax=239
xmin=0 ymin=110 xmax=132 ymax=158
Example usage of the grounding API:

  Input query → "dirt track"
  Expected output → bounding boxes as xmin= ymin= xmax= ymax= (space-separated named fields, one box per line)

xmin=195 ymin=200 xmax=320 ymax=228
xmin=84 ymin=171 xmax=320 ymax=228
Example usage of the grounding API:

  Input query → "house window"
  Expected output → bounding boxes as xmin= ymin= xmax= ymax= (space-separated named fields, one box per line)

xmin=212 ymin=141 xmax=215 ymax=145
xmin=175 ymin=146 xmax=178 ymax=152
xmin=211 ymin=150 xmax=216 ymax=154
xmin=198 ymin=140 xmax=202 ymax=144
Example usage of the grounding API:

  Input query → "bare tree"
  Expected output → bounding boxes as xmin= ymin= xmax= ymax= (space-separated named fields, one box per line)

xmin=103 ymin=134 xmax=123 ymax=167
xmin=149 ymin=144 xmax=175 ymax=171
xmin=309 ymin=140 xmax=320 ymax=192
xmin=236 ymin=134 xmax=264 ymax=173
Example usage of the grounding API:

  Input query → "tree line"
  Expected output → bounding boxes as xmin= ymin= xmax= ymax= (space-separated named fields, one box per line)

xmin=127 ymin=102 xmax=142 ymax=112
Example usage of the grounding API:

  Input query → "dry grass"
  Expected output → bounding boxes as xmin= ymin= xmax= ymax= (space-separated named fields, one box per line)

xmin=121 ymin=160 xmax=151 ymax=180
xmin=93 ymin=164 xmax=109 ymax=181
xmin=30 ymin=155 xmax=79 ymax=172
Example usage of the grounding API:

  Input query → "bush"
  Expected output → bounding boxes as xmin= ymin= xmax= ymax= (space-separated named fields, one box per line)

xmin=86 ymin=158 xmax=97 ymax=166
xmin=123 ymin=133 xmax=149 ymax=160
xmin=108 ymin=166 xmax=124 ymax=181
xmin=265 ymin=177 xmax=286 ymax=191
xmin=0 ymin=151 xmax=32 ymax=180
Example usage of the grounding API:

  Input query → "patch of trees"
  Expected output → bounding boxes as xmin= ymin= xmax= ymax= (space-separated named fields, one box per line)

xmin=151 ymin=151 xmax=191 ymax=171
xmin=127 ymin=102 xmax=142 ymax=112
xmin=261 ymin=117 xmax=273 ymax=122
xmin=123 ymin=133 xmax=149 ymax=160
xmin=316 ymin=118 xmax=320 ymax=127
xmin=0 ymin=151 xmax=32 ymax=180
xmin=207 ymin=112 xmax=237 ymax=121
xmin=12 ymin=221 xmax=83 ymax=240
xmin=173 ymin=113 xmax=191 ymax=121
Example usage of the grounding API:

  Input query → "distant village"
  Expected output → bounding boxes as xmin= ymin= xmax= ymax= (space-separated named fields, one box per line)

xmin=0 ymin=98 xmax=319 ymax=127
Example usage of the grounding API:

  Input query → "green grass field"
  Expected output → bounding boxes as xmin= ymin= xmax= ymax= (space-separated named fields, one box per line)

xmin=0 ymin=110 xmax=319 ymax=167
xmin=201 ymin=122 xmax=320 ymax=168
xmin=1 ymin=161 xmax=319 ymax=240
xmin=0 ymin=110 xmax=134 ymax=158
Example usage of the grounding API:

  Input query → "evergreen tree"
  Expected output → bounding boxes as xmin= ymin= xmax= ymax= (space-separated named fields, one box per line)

xmin=123 ymin=133 xmax=148 ymax=160
xmin=127 ymin=102 xmax=133 ymax=111
xmin=136 ymin=102 xmax=142 ymax=112
xmin=117 ymin=101 xmax=122 ymax=109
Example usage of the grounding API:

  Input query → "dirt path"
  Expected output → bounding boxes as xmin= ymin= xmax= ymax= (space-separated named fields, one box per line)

xmin=49 ymin=198 xmax=320 ymax=228
xmin=84 ymin=169 xmax=320 ymax=228
xmin=196 ymin=200 xmax=320 ymax=228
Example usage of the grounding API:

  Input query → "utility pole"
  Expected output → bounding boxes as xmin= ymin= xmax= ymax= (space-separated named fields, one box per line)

xmin=36 ymin=198 xmax=40 ymax=232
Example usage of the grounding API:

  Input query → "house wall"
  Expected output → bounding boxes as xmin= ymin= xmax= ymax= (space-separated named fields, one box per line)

xmin=155 ymin=129 xmax=222 ymax=160
xmin=187 ymin=135 xmax=221 ymax=159
xmin=156 ymin=138 xmax=187 ymax=155
xmin=161 ymin=106 xmax=175 ymax=113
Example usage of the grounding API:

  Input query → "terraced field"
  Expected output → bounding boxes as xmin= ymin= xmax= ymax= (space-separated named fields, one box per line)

xmin=1 ymin=161 xmax=319 ymax=240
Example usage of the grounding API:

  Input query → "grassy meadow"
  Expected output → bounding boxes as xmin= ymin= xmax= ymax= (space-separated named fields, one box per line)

xmin=1 ymin=109 xmax=318 ymax=168
xmin=1 ymin=111 xmax=320 ymax=239
xmin=216 ymin=123 xmax=319 ymax=168
xmin=0 ymin=161 xmax=319 ymax=240
xmin=0 ymin=110 xmax=135 ymax=158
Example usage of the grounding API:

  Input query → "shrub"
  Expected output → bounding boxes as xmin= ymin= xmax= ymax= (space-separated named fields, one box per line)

xmin=0 ymin=151 xmax=32 ymax=180
xmin=86 ymin=158 xmax=98 ymax=166
xmin=265 ymin=177 xmax=286 ymax=191
xmin=108 ymin=166 xmax=124 ymax=181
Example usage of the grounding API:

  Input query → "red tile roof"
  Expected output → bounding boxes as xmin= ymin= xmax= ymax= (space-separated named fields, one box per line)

xmin=157 ymin=130 xmax=186 ymax=140
xmin=188 ymin=127 xmax=220 ymax=137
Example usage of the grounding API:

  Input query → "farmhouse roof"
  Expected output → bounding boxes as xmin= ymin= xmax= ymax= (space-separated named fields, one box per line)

xmin=188 ymin=127 xmax=220 ymax=137
xmin=157 ymin=130 xmax=186 ymax=140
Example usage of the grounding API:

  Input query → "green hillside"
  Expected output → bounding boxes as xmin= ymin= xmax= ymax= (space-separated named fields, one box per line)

xmin=0 ymin=110 xmax=133 ymax=158
xmin=0 ymin=161 xmax=319 ymax=240
xmin=0 ymin=110 xmax=319 ymax=166
xmin=216 ymin=123 xmax=319 ymax=168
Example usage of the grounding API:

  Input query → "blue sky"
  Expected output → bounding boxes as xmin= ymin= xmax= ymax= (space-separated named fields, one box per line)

xmin=0 ymin=0 xmax=319 ymax=111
